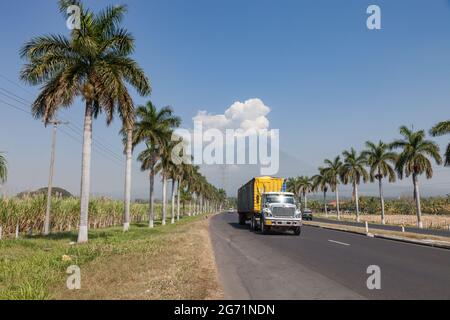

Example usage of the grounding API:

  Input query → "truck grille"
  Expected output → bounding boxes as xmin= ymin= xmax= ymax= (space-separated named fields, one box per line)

xmin=271 ymin=207 xmax=296 ymax=217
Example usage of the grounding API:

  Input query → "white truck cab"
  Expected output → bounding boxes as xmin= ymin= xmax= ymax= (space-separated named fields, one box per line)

xmin=251 ymin=192 xmax=302 ymax=235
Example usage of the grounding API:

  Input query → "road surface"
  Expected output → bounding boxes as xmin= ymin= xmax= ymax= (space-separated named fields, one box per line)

xmin=210 ymin=213 xmax=450 ymax=299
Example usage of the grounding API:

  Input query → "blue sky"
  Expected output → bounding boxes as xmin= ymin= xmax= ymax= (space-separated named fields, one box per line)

xmin=1 ymin=0 xmax=449 ymax=198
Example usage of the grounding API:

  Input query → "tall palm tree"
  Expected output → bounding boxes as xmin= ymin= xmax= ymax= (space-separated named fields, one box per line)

xmin=362 ymin=141 xmax=397 ymax=224
xmin=137 ymin=143 xmax=162 ymax=228
xmin=133 ymin=102 xmax=180 ymax=228
xmin=322 ymin=156 xmax=343 ymax=219
xmin=430 ymin=120 xmax=450 ymax=166
xmin=20 ymin=1 xmax=151 ymax=242
xmin=166 ymin=159 xmax=182 ymax=224
xmin=176 ymin=163 xmax=192 ymax=220
xmin=341 ymin=148 xmax=369 ymax=222
xmin=312 ymin=168 xmax=329 ymax=216
xmin=391 ymin=126 xmax=442 ymax=228
xmin=297 ymin=176 xmax=314 ymax=210
xmin=286 ymin=177 xmax=302 ymax=204
xmin=185 ymin=165 xmax=201 ymax=215
xmin=0 ymin=152 xmax=7 ymax=184
xmin=157 ymin=140 xmax=178 ymax=225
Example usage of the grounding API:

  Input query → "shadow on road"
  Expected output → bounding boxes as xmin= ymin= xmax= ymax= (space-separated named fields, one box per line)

xmin=228 ymin=222 xmax=249 ymax=230
xmin=228 ymin=221 xmax=298 ymax=236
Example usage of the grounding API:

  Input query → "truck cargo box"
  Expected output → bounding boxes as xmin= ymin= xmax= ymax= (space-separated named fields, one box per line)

xmin=237 ymin=177 xmax=284 ymax=214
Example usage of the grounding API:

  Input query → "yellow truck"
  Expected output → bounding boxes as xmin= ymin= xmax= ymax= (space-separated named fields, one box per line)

xmin=237 ymin=177 xmax=302 ymax=235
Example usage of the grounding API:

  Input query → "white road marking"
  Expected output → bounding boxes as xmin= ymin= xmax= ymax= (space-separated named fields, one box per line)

xmin=328 ymin=240 xmax=350 ymax=246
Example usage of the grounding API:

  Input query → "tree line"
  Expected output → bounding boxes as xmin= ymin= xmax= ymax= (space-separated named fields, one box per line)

xmin=287 ymin=123 xmax=450 ymax=228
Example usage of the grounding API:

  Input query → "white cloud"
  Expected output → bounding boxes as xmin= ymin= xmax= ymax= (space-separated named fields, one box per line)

xmin=193 ymin=98 xmax=271 ymax=134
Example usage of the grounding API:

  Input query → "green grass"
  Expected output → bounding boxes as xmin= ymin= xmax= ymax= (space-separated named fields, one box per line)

xmin=0 ymin=215 xmax=202 ymax=300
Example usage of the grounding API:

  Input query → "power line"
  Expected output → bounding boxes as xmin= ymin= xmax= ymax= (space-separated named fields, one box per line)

xmin=0 ymin=72 xmax=123 ymax=156
xmin=58 ymin=127 xmax=123 ymax=167
xmin=0 ymin=86 xmax=125 ymax=161
xmin=0 ymin=97 xmax=124 ymax=166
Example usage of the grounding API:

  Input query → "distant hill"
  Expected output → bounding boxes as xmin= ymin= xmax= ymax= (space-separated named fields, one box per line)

xmin=16 ymin=187 xmax=73 ymax=198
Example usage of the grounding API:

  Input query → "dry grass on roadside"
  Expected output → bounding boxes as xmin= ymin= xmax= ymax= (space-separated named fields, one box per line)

xmin=52 ymin=217 xmax=223 ymax=300
xmin=317 ymin=213 xmax=450 ymax=230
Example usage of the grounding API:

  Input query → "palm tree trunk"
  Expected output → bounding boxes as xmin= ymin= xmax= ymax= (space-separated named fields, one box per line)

xmin=162 ymin=175 xmax=167 ymax=226
xmin=413 ymin=173 xmax=423 ymax=228
xmin=78 ymin=102 xmax=93 ymax=243
xmin=189 ymin=199 xmax=192 ymax=216
xmin=177 ymin=179 xmax=181 ymax=221
xmin=171 ymin=179 xmax=175 ymax=224
xmin=336 ymin=185 xmax=340 ymax=220
xmin=123 ymin=128 xmax=132 ymax=232
xmin=354 ymin=182 xmax=360 ymax=222
xmin=149 ymin=169 xmax=155 ymax=228
xmin=378 ymin=176 xmax=386 ymax=225
xmin=323 ymin=191 xmax=328 ymax=216
xmin=304 ymin=192 xmax=308 ymax=210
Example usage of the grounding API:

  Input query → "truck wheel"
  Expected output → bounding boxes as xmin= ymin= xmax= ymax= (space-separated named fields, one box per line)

xmin=238 ymin=213 xmax=246 ymax=225
xmin=294 ymin=227 xmax=301 ymax=236
xmin=260 ymin=219 xmax=266 ymax=234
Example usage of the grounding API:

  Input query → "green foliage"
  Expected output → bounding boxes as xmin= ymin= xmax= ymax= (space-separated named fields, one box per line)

xmin=16 ymin=187 xmax=73 ymax=199
xmin=0 ymin=196 xmax=155 ymax=237
xmin=430 ymin=120 xmax=450 ymax=166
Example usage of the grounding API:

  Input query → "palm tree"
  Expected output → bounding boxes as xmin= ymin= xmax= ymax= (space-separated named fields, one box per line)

xmin=166 ymin=159 xmax=182 ymax=224
xmin=286 ymin=177 xmax=301 ymax=204
xmin=430 ymin=120 xmax=450 ymax=166
xmin=322 ymin=156 xmax=343 ymax=219
xmin=20 ymin=1 xmax=151 ymax=242
xmin=133 ymin=102 xmax=180 ymax=228
xmin=297 ymin=176 xmax=314 ymax=210
xmin=185 ymin=165 xmax=201 ymax=215
xmin=176 ymin=163 xmax=192 ymax=220
xmin=137 ymin=143 xmax=162 ymax=228
xmin=391 ymin=126 xmax=442 ymax=228
xmin=362 ymin=141 xmax=397 ymax=224
xmin=0 ymin=152 xmax=7 ymax=184
xmin=312 ymin=168 xmax=329 ymax=216
xmin=341 ymin=148 xmax=369 ymax=222
xmin=157 ymin=140 xmax=178 ymax=225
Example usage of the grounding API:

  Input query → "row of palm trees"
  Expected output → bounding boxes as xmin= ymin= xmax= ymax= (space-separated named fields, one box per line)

xmin=288 ymin=123 xmax=449 ymax=228
xmin=132 ymin=101 xmax=226 ymax=228
xmin=19 ymin=0 xmax=225 ymax=243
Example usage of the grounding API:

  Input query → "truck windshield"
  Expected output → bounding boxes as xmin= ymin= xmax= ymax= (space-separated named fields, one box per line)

xmin=265 ymin=195 xmax=295 ymax=204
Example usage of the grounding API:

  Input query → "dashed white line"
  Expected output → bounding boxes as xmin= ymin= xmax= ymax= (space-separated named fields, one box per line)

xmin=328 ymin=240 xmax=350 ymax=246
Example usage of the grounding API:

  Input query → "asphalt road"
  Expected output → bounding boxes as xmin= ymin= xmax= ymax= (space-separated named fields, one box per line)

xmin=210 ymin=213 xmax=450 ymax=300
xmin=313 ymin=217 xmax=450 ymax=237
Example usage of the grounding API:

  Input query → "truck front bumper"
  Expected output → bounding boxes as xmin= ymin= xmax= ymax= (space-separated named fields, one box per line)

xmin=264 ymin=218 xmax=302 ymax=227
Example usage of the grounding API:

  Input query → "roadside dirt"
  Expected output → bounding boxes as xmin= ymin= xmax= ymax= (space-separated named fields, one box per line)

xmin=52 ymin=217 xmax=224 ymax=300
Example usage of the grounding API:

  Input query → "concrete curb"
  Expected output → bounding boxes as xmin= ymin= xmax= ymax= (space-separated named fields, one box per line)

xmin=305 ymin=223 xmax=450 ymax=250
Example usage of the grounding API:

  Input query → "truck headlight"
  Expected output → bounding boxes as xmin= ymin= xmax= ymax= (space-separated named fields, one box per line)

xmin=295 ymin=211 xmax=302 ymax=219
xmin=263 ymin=209 xmax=272 ymax=217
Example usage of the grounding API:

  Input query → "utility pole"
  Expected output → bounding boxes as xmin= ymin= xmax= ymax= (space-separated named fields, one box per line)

xmin=44 ymin=119 xmax=68 ymax=235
